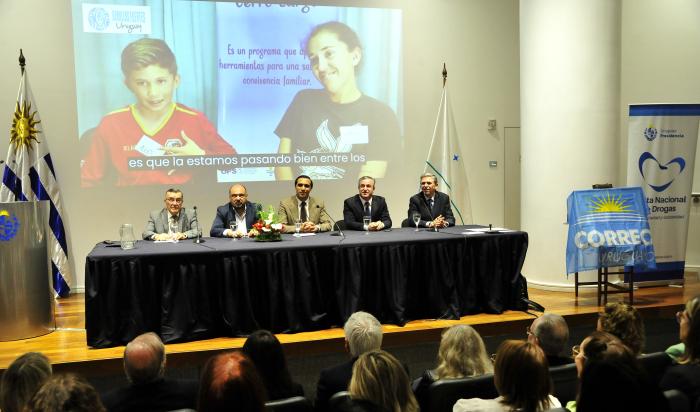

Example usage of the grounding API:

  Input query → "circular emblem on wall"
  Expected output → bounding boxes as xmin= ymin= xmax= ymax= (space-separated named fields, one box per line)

xmin=644 ymin=127 xmax=658 ymax=141
xmin=0 ymin=210 xmax=20 ymax=241
xmin=88 ymin=7 xmax=110 ymax=31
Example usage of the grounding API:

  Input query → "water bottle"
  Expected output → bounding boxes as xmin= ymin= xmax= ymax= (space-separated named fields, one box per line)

xmin=120 ymin=223 xmax=136 ymax=250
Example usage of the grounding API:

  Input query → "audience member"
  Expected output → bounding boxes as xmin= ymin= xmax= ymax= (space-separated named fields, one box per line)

xmin=101 ymin=332 xmax=198 ymax=411
xmin=197 ymin=350 xmax=266 ymax=412
xmin=454 ymin=340 xmax=560 ymax=412
xmin=528 ymin=313 xmax=573 ymax=366
xmin=597 ymin=301 xmax=645 ymax=355
xmin=412 ymin=325 xmax=492 ymax=409
xmin=337 ymin=350 xmax=418 ymax=412
xmin=25 ymin=373 xmax=106 ymax=412
xmin=0 ymin=352 xmax=52 ymax=412
xmin=315 ymin=311 xmax=383 ymax=411
xmin=661 ymin=295 xmax=700 ymax=406
xmin=576 ymin=334 xmax=668 ymax=412
xmin=243 ymin=329 xmax=304 ymax=401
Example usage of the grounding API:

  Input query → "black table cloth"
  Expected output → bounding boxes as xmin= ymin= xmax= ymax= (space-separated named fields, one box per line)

xmin=85 ymin=226 xmax=528 ymax=348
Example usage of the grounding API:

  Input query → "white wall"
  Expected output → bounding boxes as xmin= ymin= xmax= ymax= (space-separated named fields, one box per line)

xmin=0 ymin=0 xmax=521 ymax=290
xmin=620 ymin=0 xmax=700 ymax=268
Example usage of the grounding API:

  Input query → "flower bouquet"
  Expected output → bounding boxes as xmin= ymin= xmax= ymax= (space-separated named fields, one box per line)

xmin=249 ymin=205 xmax=284 ymax=242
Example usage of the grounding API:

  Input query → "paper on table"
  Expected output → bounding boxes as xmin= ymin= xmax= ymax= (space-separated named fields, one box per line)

xmin=154 ymin=239 xmax=178 ymax=243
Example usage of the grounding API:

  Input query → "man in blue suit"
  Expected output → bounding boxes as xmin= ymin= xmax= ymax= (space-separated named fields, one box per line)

xmin=343 ymin=176 xmax=392 ymax=231
xmin=210 ymin=184 xmax=259 ymax=237
xmin=407 ymin=173 xmax=455 ymax=228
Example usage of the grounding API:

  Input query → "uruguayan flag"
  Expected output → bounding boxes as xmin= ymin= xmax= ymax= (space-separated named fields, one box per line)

xmin=0 ymin=69 xmax=72 ymax=297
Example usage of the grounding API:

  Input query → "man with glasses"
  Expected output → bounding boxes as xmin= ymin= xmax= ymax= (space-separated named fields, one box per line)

xmin=210 ymin=184 xmax=259 ymax=237
xmin=527 ymin=313 xmax=573 ymax=366
xmin=278 ymin=175 xmax=332 ymax=233
xmin=143 ymin=188 xmax=201 ymax=240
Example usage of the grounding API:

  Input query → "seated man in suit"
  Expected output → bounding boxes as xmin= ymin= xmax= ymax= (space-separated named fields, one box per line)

xmin=278 ymin=175 xmax=332 ymax=233
xmin=343 ymin=176 xmax=392 ymax=231
xmin=315 ymin=311 xmax=383 ymax=411
xmin=407 ymin=173 xmax=455 ymax=229
xmin=210 ymin=184 xmax=259 ymax=237
xmin=101 ymin=332 xmax=199 ymax=412
xmin=142 ymin=188 xmax=200 ymax=240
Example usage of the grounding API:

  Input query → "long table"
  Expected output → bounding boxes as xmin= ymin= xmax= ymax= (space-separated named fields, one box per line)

xmin=85 ymin=226 xmax=528 ymax=348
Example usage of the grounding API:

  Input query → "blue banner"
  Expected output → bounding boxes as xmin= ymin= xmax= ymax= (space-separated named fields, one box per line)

xmin=566 ymin=187 xmax=656 ymax=274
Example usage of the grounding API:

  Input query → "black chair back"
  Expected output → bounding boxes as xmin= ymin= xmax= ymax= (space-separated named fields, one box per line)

xmin=639 ymin=351 xmax=672 ymax=387
xmin=401 ymin=218 xmax=410 ymax=228
xmin=664 ymin=389 xmax=690 ymax=412
xmin=549 ymin=363 xmax=578 ymax=405
xmin=427 ymin=374 xmax=498 ymax=412
xmin=265 ymin=396 xmax=313 ymax=412
xmin=329 ymin=391 xmax=351 ymax=410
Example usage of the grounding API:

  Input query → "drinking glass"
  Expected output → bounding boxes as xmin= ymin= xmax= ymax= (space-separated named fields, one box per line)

xmin=294 ymin=218 xmax=302 ymax=237
xmin=169 ymin=221 xmax=179 ymax=241
xmin=363 ymin=216 xmax=371 ymax=233
xmin=412 ymin=213 xmax=421 ymax=231
xmin=230 ymin=222 xmax=238 ymax=240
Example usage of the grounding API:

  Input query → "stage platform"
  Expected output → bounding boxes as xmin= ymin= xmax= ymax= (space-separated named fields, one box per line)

xmin=1 ymin=271 xmax=697 ymax=378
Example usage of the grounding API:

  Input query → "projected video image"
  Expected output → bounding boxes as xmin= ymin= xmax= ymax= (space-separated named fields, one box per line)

xmin=72 ymin=1 xmax=403 ymax=187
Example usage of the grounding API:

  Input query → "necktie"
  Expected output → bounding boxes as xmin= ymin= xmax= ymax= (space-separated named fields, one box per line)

xmin=300 ymin=201 xmax=307 ymax=222
xmin=429 ymin=199 xmax=434 ymax=211
xmin=364 ymin=201 xmax=370 ymax=217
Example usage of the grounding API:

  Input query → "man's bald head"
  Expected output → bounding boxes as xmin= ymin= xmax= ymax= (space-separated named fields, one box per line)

xmin=124 ymin=332 xmax=165 ymax=385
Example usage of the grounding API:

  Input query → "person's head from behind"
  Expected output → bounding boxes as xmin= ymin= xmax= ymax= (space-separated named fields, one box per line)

xmin=197 ymin=350 xmax=266 ymax=412
xmin=528 ymin=313 xmax=569 ymax=358
xmin=242 ymin=329 xmax=293 ymax=389
xmin=344 ymin=311 xmax=383 ymax=358
xmin=121 ymin=38 xmax=180 ymax=117
xmin=349 ymin=350 xmax=418 ymax=412
xmin=435 ymin=324 xmax=493 ymax=379
xmin=597 ymin=302 xmax=645 ymax=355
xmin=25 ymin=373 xmax=106 ymax=412
xmin=493 ymin=340 xmax=552 ymax=412
xmin=675 ymin=295 xmax=700 ymax=365
xmin=574 ymin=331 xmax=632 ymax=378
xmin=123 ymin=332 xmax=165 ymax=385
xmin=0 ymin=352 xmax=52 ymax=412
xmin=305 ymin=21 xmax=362 ymax=102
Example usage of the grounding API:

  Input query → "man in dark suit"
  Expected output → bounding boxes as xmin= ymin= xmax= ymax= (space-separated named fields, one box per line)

xmin=142 ymin=188 xmax=200 ymax=240
xmin=101 ymin=332 xmax=198 ymax=412
xmin=315 ymin=311 xmax=383 ymax=411
xmin=278 ymin=175 xmax=332 ymax=233
xmin=343 ymin=176 xmax=392 ymax=231
xmin=407 ymin=173 xmax=456 ymax=228
xmin=210 ymin=184 xmax=259 ymax=237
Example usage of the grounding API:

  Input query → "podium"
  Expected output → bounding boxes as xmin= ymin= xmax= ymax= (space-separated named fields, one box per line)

xmin=566 ymin=187 xmax=656 ymax=305
xmin=0 ymin=201 xmax=55 ymax=341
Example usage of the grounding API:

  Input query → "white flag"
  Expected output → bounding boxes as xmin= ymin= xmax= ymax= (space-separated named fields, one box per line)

xmin=424 ymin=82 xmax=472 ymax=224
xmin=1 ymin=69 xmax=72 ymax=297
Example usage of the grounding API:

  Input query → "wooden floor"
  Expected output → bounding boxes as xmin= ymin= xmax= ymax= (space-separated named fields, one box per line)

xmin=1 ymin=271 xmax=697 ymax=377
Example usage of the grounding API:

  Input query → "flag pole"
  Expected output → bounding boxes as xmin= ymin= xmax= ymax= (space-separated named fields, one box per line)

xmin=19 ymin=49 xmax=25 ymax=74
xmin=442 ymin=62 xmax=447 ymax=87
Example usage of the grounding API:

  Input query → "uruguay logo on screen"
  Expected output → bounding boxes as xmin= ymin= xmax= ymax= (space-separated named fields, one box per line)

xmin=0 ymin=210 xmax=20 ymax=241
xmin=87 ymin=7 xmax=110 ymax=31
xmin=644 ymin=124 xmax=658 ymax=141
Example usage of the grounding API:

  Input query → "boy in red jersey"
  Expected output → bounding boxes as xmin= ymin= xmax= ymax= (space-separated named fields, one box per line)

xmin=81 ymin=38 xmax=236 ymax=187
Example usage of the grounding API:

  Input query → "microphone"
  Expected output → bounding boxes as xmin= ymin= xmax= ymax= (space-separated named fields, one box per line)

xmin=193 ymin=206 xmax=205 ymax=243
xmin=316 ymin=204 xmax=344 ymax=237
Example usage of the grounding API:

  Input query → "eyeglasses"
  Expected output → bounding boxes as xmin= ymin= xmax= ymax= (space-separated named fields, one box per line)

xmin=166 ymin=197 xmax=183 ymax=203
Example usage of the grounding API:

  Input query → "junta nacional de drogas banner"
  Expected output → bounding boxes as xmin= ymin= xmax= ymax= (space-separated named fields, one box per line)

xmin=626 ymin=103 xmax=700 ymax=281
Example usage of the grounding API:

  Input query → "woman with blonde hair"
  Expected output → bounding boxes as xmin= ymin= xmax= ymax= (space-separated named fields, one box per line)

xmin=454 ymin=340 xmax=560 ymax=412
xmin=340 ymin=350 xmax=418 ymax=412
xmin=661 ymin=295 xmax=700 ymax=406
xmin=413 ymin=325 xmax=492 ymax=408
xmin=597 ymin=302 xmax=645 ymax=355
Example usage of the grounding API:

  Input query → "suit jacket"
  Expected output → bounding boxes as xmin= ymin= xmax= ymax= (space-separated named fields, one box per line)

xmin=315 ymin=358 xmax=356 ymax=412
xmin=209 ymin=201 xmax=259 ymax=237
xmin=142 ymin=207 xmax=200 ymax=239
xmin=101 ymin=377 xmax=198 ymax=412
xmin=407 ymin=191 xmax=456 ymax=227
xmin=342 ymin=194 xmax=392 ymax=230
xmin=278 ymin=195 xmax=332 ymax=232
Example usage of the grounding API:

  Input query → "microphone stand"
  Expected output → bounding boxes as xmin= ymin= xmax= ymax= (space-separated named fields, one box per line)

xmin=316 ymin=205 xmax=344 ymax=238
xmin=193 ymin=206 xmax=205 ymax=243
